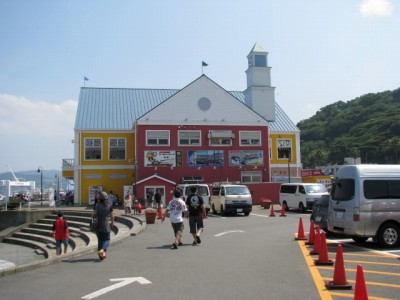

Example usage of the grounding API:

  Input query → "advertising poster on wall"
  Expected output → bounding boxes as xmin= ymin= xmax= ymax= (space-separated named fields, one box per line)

xmin=144 ymin=150 xmax=176 ymax=167
xmin=89 ymin=186 xmax=103 ymax=205
xmin=228 ymin=150 xmax=264 ymax=166
xmin=187 ymin=150 xmax=224 ymax=166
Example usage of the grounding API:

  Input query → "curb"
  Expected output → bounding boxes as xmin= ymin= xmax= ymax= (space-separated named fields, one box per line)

xmin=0 ymin=215 xmax=147 ymax=277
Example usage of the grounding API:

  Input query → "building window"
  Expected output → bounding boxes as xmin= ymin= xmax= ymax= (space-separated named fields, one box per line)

xmin=178 ymin=131 xmax=201 ymax=146
xmin=277 ymin=139 xmax=292 ymax=159
xmin=240 ymin=131 xmax=261 ymax=146
xmin=241 ymin=171 xmax=262 ymax=183
xmin=146 ymin=130 xmax=170 ymax=146
xmin=209 ymin=138 xmax=232 ymax=146
xmin=109 ymin=138 xmax=126 ymax=160
xmin=255 ymin=55 xmax=266 ymax=67
xmin=85 ymin=138 xmax=102 ymax=160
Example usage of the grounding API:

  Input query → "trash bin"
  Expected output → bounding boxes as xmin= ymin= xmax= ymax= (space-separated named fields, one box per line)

xmin=260 ymin=198 xmax=272 ymax=209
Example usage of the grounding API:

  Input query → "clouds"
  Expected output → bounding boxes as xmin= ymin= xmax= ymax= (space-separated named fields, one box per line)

xmin=360 ymin=0 xmax=394 ymax=17
xmin=0 ymin=94 xmax=77 ymax=172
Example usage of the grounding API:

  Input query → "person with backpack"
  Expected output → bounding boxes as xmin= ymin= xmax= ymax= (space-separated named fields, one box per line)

xmin=185 ymin=186 xmax=206 ymax=245
xmin=93 ymin=191 xmax=114 ymax=260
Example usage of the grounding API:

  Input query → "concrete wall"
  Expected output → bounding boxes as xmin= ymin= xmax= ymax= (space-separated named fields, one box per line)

xmin=0 ymin=210 xmax=53 ymax=231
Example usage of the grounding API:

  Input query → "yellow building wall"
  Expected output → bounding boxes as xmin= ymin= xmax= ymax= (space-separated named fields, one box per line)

xmin=77 ymin=131 xmax=136 ymax=205
xmin=269 ymin=133 xmax=297 ymax=164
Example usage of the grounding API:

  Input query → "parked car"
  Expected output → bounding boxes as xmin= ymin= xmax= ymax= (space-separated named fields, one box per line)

xmin=310 ymin=195 xmax=330 ymax=232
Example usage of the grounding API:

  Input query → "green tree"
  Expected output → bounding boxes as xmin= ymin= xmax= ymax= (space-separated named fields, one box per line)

xmin=388 ymin=137 xmax=400 ymax=163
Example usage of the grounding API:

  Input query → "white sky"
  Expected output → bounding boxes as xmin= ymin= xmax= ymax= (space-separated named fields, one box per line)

xmin=0 ymin=0 xmax=399 ymax=173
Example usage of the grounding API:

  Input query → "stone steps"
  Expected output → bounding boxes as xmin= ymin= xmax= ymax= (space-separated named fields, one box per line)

xmin=2 ymin=210 xmax=137 ymax=260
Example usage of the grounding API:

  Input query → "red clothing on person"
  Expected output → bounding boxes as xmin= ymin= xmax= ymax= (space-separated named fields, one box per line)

xmin=53 ymin=219 xmax=68 ymax=240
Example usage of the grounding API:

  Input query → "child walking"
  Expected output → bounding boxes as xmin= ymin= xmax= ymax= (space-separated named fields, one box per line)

xmin=52 ymin=211 xmax=69 ymax=255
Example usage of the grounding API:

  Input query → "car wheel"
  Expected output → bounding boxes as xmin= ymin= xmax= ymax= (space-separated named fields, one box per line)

xmin=299 ymin=202 xmax=305 ymax=213
xmin=377 ymin=222 xmax=400 ymax=248
xmin=212 ymin=203 xmax=217 ymax=214
xmin=351 ymin=236 xmax=369 ymax=243
xmin=282 ymin=201 xmax=289 ymax=212
xmin=220 ymin=204 xmax=225 ymax=216
xmin=244 ymin=212 xmax=250 ymax=216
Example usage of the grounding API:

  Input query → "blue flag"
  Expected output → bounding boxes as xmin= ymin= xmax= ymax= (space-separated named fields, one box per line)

xmin=84 ymin=76 xmax=89 ymax=81
xmin=202 ymin=61 xmax=208 ymax=67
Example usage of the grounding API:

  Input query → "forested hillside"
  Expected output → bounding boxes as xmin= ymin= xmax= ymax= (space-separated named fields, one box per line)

xmin=298 ymin=88 xmax=400 ymax=169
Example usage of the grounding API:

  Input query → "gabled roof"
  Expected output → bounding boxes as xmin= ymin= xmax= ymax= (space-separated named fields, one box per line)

xmin=135 ymin=174 xmax=176 ymax=186
xmin=75 ymin=78 xmax=299 ymax=132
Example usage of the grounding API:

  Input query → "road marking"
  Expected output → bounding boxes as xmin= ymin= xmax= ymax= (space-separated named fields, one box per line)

xmin=298 ymin=240 xmax=333 ymax=300
xmin=0 ymin=260 xmax=16 ymax=270
xmin=250 ymin=213 xmax=269 ymax=218
xmin=214 ymin=230 xmax=244 ymax=237
xmin=82 ymin=277 xmax=151 ymax=299
xmin=318 ymin=266 xmax=400 ymax=277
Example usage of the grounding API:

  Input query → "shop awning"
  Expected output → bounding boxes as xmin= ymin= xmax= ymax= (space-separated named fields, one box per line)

xmin=207 ymin=130 xmax=235 ymax=139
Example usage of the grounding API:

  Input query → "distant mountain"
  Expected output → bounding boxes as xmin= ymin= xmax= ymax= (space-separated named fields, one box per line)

xmin=297 ymin=87 xmax=400 ymax=168
xmin=0 ymin=170 xmax=66 ymax=190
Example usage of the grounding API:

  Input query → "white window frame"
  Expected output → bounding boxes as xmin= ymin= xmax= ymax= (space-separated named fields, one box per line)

xmin=239 ymin=131 xmax=261 ymax=146
xmin=178 ymin=130 xmax=201 ymax=146
xmin=146 ymin=130 xmax=170 ymax=146
xmin=241 ymin=171 xmax=262 ymax=183
xmin=277 ymin=139 xmax=292 ymax=160
xmin=209 ymin=138 xmax=232 ymax=146
xmin=109 ymin=138 xmax=126 ymax=160
xmin=85 ymin=138 xmax=102 ymax=160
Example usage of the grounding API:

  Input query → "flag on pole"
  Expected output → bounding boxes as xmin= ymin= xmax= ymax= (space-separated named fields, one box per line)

xmin=84 ymin=76 xmax=89 ymax=81
xmin=202 ymin=61 xmax=208 ymax=67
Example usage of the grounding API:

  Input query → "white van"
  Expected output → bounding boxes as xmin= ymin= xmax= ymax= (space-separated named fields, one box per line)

xmin=279 ymin=183 xmax=329 ymax=212
xmin=176 ymin=184 xmax=210 ymax=214
xmin=328 ymin=165 xmax=400 ymax=247
xmin=210 ymin=184 xmax=252 ymax=216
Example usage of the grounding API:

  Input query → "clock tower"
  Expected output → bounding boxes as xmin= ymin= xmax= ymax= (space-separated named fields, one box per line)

xmin=244 ymin=42 xmax=276 ymax=121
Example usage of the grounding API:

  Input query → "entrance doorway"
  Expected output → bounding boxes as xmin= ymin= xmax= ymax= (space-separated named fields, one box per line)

xmin=144 ymin=186 xmax=165 ymax=208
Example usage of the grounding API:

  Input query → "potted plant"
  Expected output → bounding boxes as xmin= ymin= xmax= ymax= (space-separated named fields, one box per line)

xmin=144 ymin=207 xmax=158 ymax=224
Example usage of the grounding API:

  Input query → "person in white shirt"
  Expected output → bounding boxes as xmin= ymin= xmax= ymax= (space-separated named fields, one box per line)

xmin=162 ymin=190 xmax=188 ymax=249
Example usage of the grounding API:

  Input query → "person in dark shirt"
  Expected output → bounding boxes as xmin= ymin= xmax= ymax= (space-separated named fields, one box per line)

xmin=93 ymin=192 xmax=114 ymax=260
xmin=185 ymin=186 xmax=206 ymax=245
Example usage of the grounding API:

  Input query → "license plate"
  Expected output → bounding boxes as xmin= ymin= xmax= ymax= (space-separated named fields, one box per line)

xmin=315 ymin=216 xmax=322 ymax=222
xmin=237 ymin=208 xmax=243 ymax=212
xmin=336 ymin=211 xmax=343 ymax=219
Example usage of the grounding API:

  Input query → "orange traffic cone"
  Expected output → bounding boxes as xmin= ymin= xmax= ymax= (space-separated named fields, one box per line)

xmin=310 ymin=226 xmax=321 ymax=255
xmin=315 ymin=232 xmax=333 ymax=265
xmin=306 ymin=220 xmax=315 ymax=245
xmin=295 ymin=217 xmax=307 ymax=240
xmin=157 ymin=206 xmax=163 ymax=219
xmin=354 ymin=265 xmax=368 ymax=300
xmin=280 ymin=204 xmax=287 ymax=217
xmin=325 ymin=244 xmax=352 ymax=289
xmin=269 ymin=205 xmax=276 ymax=217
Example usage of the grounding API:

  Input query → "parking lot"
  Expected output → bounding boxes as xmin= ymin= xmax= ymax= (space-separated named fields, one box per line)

xmin=291 ymin=210 xmax=400 ymax=300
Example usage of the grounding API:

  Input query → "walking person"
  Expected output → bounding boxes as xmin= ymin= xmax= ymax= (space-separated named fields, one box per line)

xmin=185 ymin=186 xmax=206 ymax=245
xmin=52 ymin=211 xmax=69 ymax=256
xmin=162 ymin=190 xmax=188 ymax=249
xmin=93 ymin=191 xmax=114 ymax=260
xmin=154 ymin=189 xmax=162 ymax=209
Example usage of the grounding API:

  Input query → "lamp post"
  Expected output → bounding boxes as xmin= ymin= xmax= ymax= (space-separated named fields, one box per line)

xmin=37 ymin=166 xmax=43 ymax=207
xmin=287 ymin=153 xmax=291 ymax=183
xmin=55 ymin=174 xmax=60 ymax=204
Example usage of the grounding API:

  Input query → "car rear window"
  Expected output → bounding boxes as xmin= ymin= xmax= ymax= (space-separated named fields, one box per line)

xmin=280 ymin=185 xmax=297 ymax=194
xmin=331 ymin=179 xmax=354 ymax=201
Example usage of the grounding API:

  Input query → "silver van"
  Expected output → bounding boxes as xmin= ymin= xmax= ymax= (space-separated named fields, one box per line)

xmin=279 ymin=183 xmax=329 ymax=212
xmin=328 ymin=165 xmax=400 ymax=247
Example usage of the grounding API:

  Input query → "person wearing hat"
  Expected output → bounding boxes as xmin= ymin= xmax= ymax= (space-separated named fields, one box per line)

xmin=93 ymin=191 xmax=114 ymax=260
xmin=52 ymin=211 xmax=69 ymax=256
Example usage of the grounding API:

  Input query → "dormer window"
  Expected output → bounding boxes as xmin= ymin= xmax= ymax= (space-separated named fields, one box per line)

xmin=255 ymin=55 xmax=266 ymax=67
